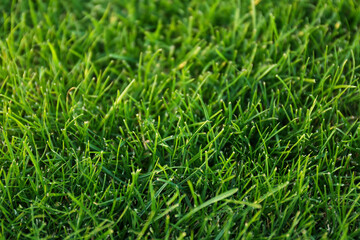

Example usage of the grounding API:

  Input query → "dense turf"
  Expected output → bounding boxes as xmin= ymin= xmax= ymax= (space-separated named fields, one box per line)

xmin=1 ymin=0 xmax=360 ymax=239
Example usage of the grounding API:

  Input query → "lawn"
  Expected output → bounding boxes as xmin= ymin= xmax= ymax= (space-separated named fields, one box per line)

xmin=1 ymin=0 xmax=360 ymax=239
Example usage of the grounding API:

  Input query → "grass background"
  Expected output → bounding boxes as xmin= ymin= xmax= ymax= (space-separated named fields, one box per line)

xmin=1 ymin=0 xmax=360 ymax=239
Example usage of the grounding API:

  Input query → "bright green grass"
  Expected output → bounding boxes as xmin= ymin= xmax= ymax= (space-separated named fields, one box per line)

xmin=1 ymin=0 xmax=360 ymax=239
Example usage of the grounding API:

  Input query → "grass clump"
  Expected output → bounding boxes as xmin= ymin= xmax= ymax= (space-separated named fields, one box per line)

xmin=1 ymin=0 xmax=360 ymax=239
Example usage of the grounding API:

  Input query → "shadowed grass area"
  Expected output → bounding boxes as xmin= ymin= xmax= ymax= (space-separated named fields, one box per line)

xmin=1 ymin=0 xmax=360 ymax=239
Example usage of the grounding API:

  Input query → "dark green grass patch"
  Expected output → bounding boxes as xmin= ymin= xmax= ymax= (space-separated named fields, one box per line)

xmin=1 ymin=0 xmax=360 ymax=239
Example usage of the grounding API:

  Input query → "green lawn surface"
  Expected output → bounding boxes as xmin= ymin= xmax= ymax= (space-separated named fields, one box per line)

xmin=1 ymin=0 xmax=360 ymax=239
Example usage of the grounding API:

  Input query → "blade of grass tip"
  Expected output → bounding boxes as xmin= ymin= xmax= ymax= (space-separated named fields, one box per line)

xmin=251 ymin=0 xmax=257 ymax=34
xmin=275 ymin=74 xmax=298 ymax=109
xmin=175 ymin=188 xmax=238 ymax=227
xmin=100 ymin=79 xmax=135 ymax=127
xmin=224 ymin=199 xmax=262 ymax=209
xmin=47 ymin=41 xmax=60 ymax=67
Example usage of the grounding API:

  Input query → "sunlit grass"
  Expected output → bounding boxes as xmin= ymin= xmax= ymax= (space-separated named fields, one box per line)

xmin=1 ymin=0 xmax=360 ymax=239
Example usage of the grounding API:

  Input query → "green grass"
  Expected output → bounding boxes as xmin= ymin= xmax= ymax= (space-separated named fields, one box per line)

xmin=1 ymin=0 xmax=360 ymax=239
